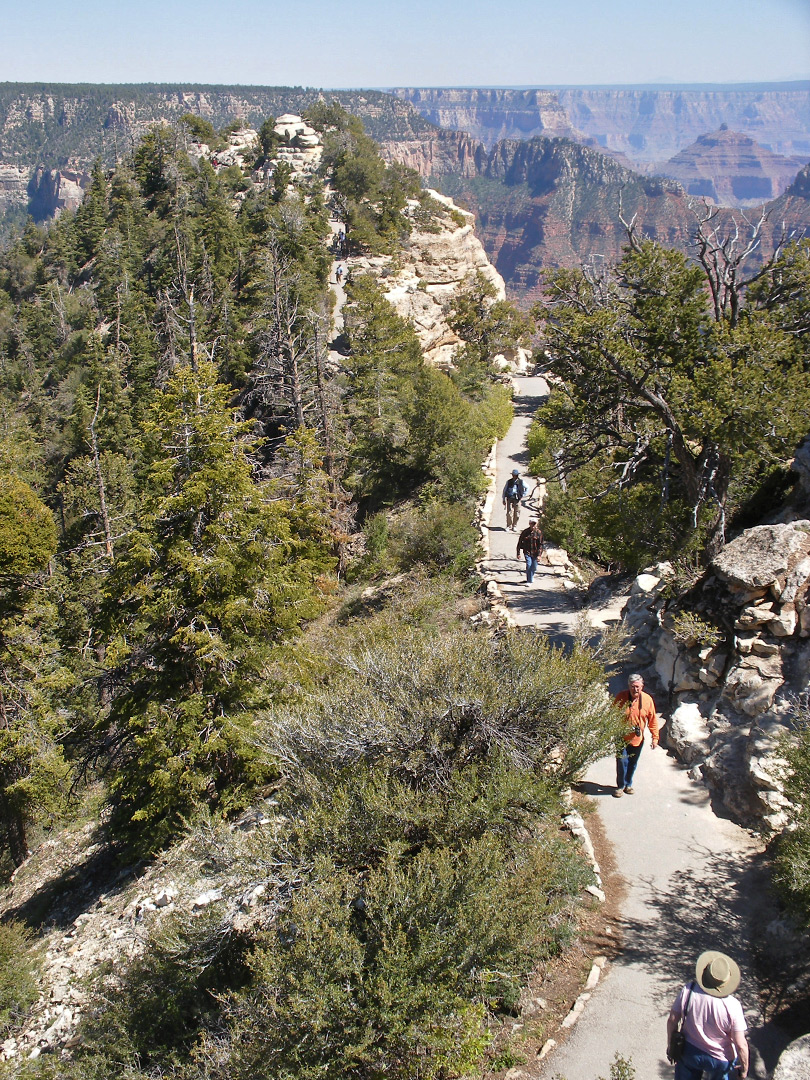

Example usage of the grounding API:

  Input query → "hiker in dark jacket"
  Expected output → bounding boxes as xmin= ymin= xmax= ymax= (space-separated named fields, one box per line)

xmin=516 ymin=518 xmax=544 ymax=583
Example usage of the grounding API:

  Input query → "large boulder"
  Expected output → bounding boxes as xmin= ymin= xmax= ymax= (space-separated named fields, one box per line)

xmin=723 ymin=653 xmax=783 ymax=716
xmin=666 ymin=703 xmax=710 ymax=763
xmin=773 ymin=1034 xmax=810 ymax=1080
xmin=712 ymin=521 xmax=810 ymax=592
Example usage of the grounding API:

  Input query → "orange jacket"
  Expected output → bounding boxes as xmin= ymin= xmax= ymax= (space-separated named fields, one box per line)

xmin=614 ymin=689 xmax=659 ymax=747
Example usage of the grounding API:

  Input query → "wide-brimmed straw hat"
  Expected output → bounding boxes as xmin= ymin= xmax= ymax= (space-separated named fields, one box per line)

xmin=695 ymin=951 xmax=741 ymax=997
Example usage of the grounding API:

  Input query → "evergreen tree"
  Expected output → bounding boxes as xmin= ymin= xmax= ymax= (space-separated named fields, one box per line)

xmin=97 ymin=360 xmax=330 ymax=854
xmin=0 ymin=476 xmax=64 ymax=865
xmin=532 ymin=239 xmax=810 ymax=564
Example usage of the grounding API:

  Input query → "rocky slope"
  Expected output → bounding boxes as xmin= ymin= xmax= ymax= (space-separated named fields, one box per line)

xmin=659 ymin=126 xmax=806 ymax=205
xmin=348 ymin=191 xmax=517 ymax=369
xmin=393 ymin=84 xmax=810 ymax=166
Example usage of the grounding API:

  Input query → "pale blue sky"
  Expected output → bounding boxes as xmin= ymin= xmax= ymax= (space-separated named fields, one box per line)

xmin=1 ymin=0 xmax=808 ymax=87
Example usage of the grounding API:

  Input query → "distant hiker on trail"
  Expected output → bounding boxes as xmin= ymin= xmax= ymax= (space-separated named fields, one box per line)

xmin=613 ymin=673 xmax=659 ymax=796
xmin=527 ymin=476 xmax=545 ymax=508
xmin=667 ymin=951 xmax=749 ymax=1080
xmin=502 ymin=469 xmax=525 ymax=530
xmin=516 ymin=518 xmax=545 ymax=584
xmin=335 ymin=264 xmax=343 ymax=284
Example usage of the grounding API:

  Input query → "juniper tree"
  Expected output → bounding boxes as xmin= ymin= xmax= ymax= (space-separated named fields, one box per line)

xmin=532 ymin=239 xmax=810 ymax=564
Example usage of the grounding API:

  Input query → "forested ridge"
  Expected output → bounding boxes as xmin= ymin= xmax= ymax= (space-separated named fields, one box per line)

xmin=0 ymin=106 xmax=629 ymax=1077
xmin=0 ymin=85 xmax=437 ymax=169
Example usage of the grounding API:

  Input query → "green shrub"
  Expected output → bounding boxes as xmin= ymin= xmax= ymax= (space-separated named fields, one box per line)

xmin=390 ymin=501 xmax=480 ymax=576
xmin=20 ymin=609 xmax=619 ymax=1080
xmin=774 ymin=704 xmax=810 ymax=929
xmin=669 ymin=610 xmax=723 ymax=649
xmin=0 ymin=921 xmax=38 ymax=1038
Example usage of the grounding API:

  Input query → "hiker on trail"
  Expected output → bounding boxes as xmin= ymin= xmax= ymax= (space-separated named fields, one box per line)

xmin=667 ymin=951 xmax=749 ymax=1080
xmin=612 ymin=673 xmax=659 ymax=796
xmin=516 ymin=518 xmax=545 ymax=584
xmin=527 ymin=476 xmax=545 ymax=508
xmin=502 ymin=469 xmax=525 ymax=530
xmin=335 ymin=264 xmax=343 ymax=284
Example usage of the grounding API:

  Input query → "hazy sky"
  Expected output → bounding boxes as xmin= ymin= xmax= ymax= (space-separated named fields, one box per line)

xmin=2 ymin=0 xmax=808 ymax=87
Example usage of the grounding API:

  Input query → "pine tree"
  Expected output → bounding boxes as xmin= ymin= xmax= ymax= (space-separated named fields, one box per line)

xmin=98 ymin=360 xmax=330 ymax=854
xmin=0 ymin=476 xmax=65 ymax=865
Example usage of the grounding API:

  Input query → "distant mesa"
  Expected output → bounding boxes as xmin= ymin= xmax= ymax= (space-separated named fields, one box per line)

xmin=655 ymin=127 xmax=809 ymax=207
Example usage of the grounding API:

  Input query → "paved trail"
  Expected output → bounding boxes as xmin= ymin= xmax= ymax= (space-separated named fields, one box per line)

xmin=480 ymin=375 xmax=583 ymax=643
xmin=487 ymin=376 xmax=789 ymax=1080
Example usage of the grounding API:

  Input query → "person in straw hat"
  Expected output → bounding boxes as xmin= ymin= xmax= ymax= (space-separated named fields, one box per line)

xmin=667 ymin=950 xmax=749 ymax=1079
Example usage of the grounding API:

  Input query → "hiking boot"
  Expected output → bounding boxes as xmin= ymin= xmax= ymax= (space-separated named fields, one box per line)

xmin=612 ymin=787 xmax=624 ymax=798
xmin=624 ymin=786 xmax=634 ymax=794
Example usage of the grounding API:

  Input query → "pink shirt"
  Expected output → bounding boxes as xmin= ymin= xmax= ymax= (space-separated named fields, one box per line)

xmin=673 ymin=983 xmax=747 ymax=1061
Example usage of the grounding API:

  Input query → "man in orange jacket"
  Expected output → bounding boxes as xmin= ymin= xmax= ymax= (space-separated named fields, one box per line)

xmin=613 ymin=673 xmax=659 ymax=796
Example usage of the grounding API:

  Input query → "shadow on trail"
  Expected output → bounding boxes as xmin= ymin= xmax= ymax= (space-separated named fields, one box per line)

xmin=615 ymin=848 xmax=801 ymax=1075
xmin=512 ymin=387 xmax=548 ymax=418
xmin=575 ymin=779 xmax=618 ymax=798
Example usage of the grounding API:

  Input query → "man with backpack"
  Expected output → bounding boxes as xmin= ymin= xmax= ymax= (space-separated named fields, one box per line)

xmin=516 ymin=518 xmax=545 ymax=584
xmin=502 ymin=469 xmax=525 ymax=530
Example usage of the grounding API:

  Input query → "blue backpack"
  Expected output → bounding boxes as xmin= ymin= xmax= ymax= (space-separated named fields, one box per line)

xmin=506 ymin=478 xmax=524 ymax=501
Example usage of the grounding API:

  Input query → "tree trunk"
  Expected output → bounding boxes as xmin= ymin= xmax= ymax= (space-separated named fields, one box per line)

xmin=90 ymin=385 xmax=114 ymax=559
xmin=0 ymin=787 xmax=28 ymax=867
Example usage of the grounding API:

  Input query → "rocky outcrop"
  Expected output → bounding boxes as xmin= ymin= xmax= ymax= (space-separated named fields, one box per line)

xmin=658 ymin=127 xmax=804 ymax=206
xmin=27 ymin=166 xmax=90 ymax=219
xmin=346 ymin=191 xmax=528 ymax=370
xmin=0 ymin=164 xmax=29 ymax=213
xmin=380 ymin=132 xmax=810 ymax=304
xmin=622 ymin=520 xmax=810 ymax=828
xmin=0 ymin=809 xmax=282 ymax=1062
xmin=0 ymin=84 xmax=434 ymax=222
xmin=1 ymin=164 xmax=89 ymax=221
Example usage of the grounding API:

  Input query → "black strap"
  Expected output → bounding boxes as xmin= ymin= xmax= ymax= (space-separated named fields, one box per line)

xmin=680 ymin=981 xmax=695 ymax=1029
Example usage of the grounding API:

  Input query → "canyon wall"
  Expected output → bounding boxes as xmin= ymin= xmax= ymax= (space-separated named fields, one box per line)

xmin=392 ymin=85 xmax=810 ymax=164
xmin=381 ymin=129 xmax=810 ymax=304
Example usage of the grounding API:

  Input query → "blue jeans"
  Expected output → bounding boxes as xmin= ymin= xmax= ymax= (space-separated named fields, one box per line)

xmin=675 ymin=1040 xmax=737 ymax=1080
xmin=524 ymin=553 xmax=539 ymax=582
xmin=616 ymin=742 xmax=642 ymax=788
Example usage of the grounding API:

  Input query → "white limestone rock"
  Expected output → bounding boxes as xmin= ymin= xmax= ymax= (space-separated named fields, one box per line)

xmin=723 ymin=653 xmax=783 ymax=717
xmin=769 ymin=605 xmax=798 ymax=637
xmin=773 ymin=1034 xmax=810 ymax=1080
xmin=751 ymin=639 xmax=780 ymax=657
xmin=712 ymin=521 xmax=810 ymax=591
xmin=667 ymin=703 xmax=710 ymax=763
xmin=631 ymin=573 xmax=663 ymax=595
xmin=655 ymin=633 xmax=680 ymax=687
xmin=672 ymin=654 xmax=702 ymax=692
xmin=735 ymin=602 xmax=774 ymax=628
xmin=191 ymin=888 xmax=224 ymax=910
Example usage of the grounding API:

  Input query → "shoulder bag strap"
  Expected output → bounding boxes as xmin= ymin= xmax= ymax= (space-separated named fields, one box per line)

xmin=680 ymin=981 xmax=695 ymax=1030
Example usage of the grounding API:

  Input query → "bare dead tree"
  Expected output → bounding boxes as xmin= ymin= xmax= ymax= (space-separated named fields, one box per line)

xmin=242 ymin=243 xmax=318 ymax=436
xmin=89 ymin=385 xmax=114 ymax=560
xmin=688 ymin=201 xmax=790 ymax=326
